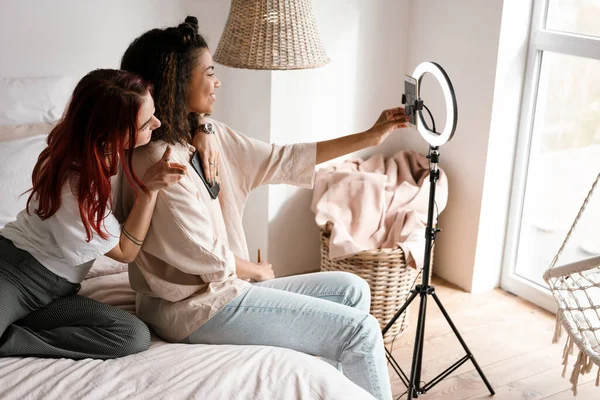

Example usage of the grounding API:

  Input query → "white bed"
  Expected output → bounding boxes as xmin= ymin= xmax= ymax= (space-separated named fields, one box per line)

xmin=0 ymin=77 xmax=375 ymax=400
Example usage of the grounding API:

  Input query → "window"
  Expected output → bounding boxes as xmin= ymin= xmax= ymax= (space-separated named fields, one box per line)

xmin=503 ymin=0 xmax=600 ymax=306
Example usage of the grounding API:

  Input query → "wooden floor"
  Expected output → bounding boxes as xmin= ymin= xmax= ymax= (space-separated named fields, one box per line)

xmin=385 ymin=277 xmax=599 ymax=399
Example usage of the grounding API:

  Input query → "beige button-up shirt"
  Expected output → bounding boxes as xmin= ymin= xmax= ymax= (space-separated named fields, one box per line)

xmin=118 ymin=119 xmax=317 ymax=342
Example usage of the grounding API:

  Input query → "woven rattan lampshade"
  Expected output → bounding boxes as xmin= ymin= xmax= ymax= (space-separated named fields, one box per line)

xmin=213 ymin=0 xmax=330 ymax=70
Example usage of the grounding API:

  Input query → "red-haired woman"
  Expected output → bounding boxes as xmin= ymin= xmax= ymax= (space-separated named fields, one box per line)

xmin=0 ymin=69 xmax=186 ymax=359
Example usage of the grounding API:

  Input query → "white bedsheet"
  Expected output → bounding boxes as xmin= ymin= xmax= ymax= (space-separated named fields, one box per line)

xmin=0 ymin=272 xmax=375 ymax=400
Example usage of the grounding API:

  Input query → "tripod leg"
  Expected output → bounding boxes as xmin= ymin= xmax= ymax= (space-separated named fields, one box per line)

xmin=408 ymin=291 xmax=428 ymax=398
xmin=431 ymin=292 xmax=495 ymax=395
xmin=382 ymin=289 xmax=419 ymax=385
xmin=414 ymin=303 xmax=426 ymax=394
xmin=386 ymin=347 xmax=410 ymax=387
xmin=382 ymin=289 xmax=419 ymax=336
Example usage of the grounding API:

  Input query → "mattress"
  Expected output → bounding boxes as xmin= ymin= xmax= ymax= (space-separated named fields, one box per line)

xmin=0 ymin=271 xmax=374 ymax=400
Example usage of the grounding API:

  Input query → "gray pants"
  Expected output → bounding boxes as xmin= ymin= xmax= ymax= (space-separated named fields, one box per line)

xmin=0 ymin=237 xmax=150 ymax=360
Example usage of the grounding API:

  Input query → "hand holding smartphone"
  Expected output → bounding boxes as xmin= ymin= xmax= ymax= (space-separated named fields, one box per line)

xmin=190 ymin=151 xmax=220 ymax=199
xmin=404 ymin=75 xmax=418 ymax=127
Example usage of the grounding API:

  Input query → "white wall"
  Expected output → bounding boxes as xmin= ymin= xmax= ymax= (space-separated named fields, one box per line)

xmin=0 ymin=0 xmax=188 ymax=78
xmin=476 ymin=0 xmax=534 ymax=294
xmin=399 ymin=0 xmax=504 ymax=291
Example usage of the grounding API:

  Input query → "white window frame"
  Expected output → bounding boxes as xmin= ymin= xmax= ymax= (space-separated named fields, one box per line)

xmin=500 ymin=0 xmax=600 ymax=312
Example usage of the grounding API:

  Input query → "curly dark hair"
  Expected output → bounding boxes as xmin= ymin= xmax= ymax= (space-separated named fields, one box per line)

xmin=121 ymin=16 xmax=208 ymax=145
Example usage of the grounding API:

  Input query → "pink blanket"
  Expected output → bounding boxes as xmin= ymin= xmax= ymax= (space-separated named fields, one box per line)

xmin=311 ymin=151 xmax=448 ymax=269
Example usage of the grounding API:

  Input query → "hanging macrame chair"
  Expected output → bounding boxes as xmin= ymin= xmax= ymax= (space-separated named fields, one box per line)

xmin=543 ymin=171 xmax=600 ymax=395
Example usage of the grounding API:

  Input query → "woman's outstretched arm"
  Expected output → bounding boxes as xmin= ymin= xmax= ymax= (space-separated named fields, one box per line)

xmin=316 ymin=107 xmax=408 ymax=164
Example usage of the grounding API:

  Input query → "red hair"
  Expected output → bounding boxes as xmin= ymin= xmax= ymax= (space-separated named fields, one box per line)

xmin=27 ymin=69 xmax=151 ymax=241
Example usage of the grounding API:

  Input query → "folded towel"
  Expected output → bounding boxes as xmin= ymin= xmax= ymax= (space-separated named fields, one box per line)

xmin=311 ymin=150 xmax=448 ymax=269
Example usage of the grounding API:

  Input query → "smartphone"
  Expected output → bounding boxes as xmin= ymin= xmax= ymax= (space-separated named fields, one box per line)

xmin=190 ymin=151 xmax=220 ymax=199
xmin=404 ymin=75 xmax=418 ymax=126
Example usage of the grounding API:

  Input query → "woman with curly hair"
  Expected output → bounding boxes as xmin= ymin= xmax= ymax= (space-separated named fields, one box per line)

xmin=119 ymin=17 xmax=407 ymax=399
xmin=0 ymin=69 xmax=186 ymax=359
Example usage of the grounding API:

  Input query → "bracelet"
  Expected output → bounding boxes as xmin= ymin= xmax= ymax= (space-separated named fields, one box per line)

xmin=122 ymin=226 xmax=143 ymax=246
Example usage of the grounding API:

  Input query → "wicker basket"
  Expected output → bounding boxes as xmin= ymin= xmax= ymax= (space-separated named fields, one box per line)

xmin=319 ymin=223 xmax=432 ymax=343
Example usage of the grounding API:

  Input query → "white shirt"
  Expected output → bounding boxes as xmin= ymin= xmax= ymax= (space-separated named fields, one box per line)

xmin=0 ymin=184 xmax=121 ymax=283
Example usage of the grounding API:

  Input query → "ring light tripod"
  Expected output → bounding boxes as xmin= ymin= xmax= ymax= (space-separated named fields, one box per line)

xmin=384 ymin=62 xmax=495 ymax=398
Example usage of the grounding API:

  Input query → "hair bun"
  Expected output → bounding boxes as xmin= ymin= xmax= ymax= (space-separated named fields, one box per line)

xmin=184 ymin=16 xmax=198 ymax=29
xmin=175 ymin=17 xmax=199 ymax=47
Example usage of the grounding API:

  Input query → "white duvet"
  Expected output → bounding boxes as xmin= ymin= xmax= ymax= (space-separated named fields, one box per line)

xmin=0 ymin=271 xmax=374 ymax=400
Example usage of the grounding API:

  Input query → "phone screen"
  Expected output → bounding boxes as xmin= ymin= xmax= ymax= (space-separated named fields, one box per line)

xmin=404 ymin=75 xmax=417 ymax=126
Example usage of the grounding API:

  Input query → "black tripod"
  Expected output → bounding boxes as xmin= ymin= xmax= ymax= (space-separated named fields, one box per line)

xmin=382 ymin=146 xmax=495 ymax=398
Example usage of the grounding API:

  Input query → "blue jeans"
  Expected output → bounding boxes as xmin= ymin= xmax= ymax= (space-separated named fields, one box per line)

xmin=184 ymin=271 xmax=393 ymax=400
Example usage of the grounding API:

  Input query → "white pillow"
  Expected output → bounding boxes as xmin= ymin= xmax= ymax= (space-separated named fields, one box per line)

xmin=0 ymin=76 xmax=78 ymax=125
xmin=0 ymin=130 xmax=48 ymax=228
